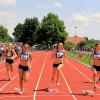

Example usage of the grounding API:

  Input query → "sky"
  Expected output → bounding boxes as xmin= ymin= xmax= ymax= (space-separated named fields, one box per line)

xmin=0 ymin=0 xmax=100 ymax=40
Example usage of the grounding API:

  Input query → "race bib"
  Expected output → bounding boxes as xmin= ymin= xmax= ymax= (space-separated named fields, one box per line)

xmin=56 ymin=52 xmax=63 ymax=58
xmin=7 ymin=52 xmax=13 ymax=57
xmin=21 ymin=54 xmax=28 ymax=60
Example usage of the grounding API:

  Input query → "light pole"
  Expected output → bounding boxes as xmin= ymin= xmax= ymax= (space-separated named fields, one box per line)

xmin=74 ymin=26 xmax=77 ymax=49
xmin=0 ymin=33 xmax=2 ymax=42
xmin=75 ymin=27 xmax=77 ymax=43
xmin=0 ymin=33 xmax=2 ymax=46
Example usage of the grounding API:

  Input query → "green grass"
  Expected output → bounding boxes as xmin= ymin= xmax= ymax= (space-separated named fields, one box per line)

xmin=67 ymin=51 xmax=90 ymax=65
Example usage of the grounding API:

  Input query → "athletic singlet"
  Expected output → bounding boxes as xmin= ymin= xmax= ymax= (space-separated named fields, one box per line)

xmin=6 ymin=50 xmax=13 ymax=57
xmin=56 ymin=51 xmax=64 ymax=58
xmin=21 ymin=52 xmax=29 ymax=61
xmin=93 ymin=51 xmax=100 ymax=60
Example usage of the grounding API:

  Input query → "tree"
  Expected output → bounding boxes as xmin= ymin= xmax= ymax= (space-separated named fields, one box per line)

xmin=64 ymin=42 xmax=74 ymax=49
xmin=0 ymin=25 xmax=12 ymax=42
xmin=13 ymin=13 xmax=68 ymax=47
xmin=77 ymin=39 xmax=99 ymax=50
xmin=39 ymin=13 xmax=68 ymax=45
xmin=13 ymin=23 xmax=24 ymax=42
xmin=77 ymin=41 xmax=85 ymax=49
xmin=84 ymin=39 xmax=98 ymax=48
xmin=13 ymin=17 xmax=40 ymax=46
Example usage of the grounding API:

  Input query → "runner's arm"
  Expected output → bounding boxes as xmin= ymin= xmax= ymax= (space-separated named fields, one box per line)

xmin=11 ymin=49 xmax=17 ymax=60
xmin=88 ymin=53 xmax=93 ymax=65
xmin=29 ymin=52 xmax=32 ymax=69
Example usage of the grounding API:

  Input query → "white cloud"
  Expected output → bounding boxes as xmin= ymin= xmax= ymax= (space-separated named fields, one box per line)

xmin=93 ymin=13 xmax=100 ymax=18
xmin=54 ymin=2 xmax=62 ymax=8
xmin=0 ymin=0 xmax=16 ymax=5
xmin=0 ymin=11 xmax=17 ymax=36
xmin=0 ymin=11 xmax=16 ymax=18
xmin=72 ymin=13 xmax=88 ymax=22
xmin=66 ymin=12 xmax=100 ymax=40
xmin=68 ymin=12 xmax=100 ymax=23
xmin=92 ymin=13 xmax=100 ymax=23
xmin=36 ymin=4 xmax=46 ymax=8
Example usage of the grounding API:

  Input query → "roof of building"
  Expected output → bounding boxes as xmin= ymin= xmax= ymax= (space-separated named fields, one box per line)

xmin=65 ymin=36 xmax=87 ymax=44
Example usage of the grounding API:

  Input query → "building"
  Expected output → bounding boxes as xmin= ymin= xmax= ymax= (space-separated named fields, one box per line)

xmin=65 ymin=36 xmax=88 ymax=44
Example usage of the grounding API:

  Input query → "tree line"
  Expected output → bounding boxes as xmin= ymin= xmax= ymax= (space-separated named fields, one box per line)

xmin=13 ymin=13 xmax=68 ymax=46
xmin=65 ymin=39 xmax=100 ymax=50
xmin=0 ymin=25 xmax=12 ymax=43
xmin=0 ymin=12 xmax=99 ymax=50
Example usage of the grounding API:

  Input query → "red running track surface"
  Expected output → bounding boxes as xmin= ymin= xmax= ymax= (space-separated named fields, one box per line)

xmin=0 ymin=51 xmax=100 ymax=100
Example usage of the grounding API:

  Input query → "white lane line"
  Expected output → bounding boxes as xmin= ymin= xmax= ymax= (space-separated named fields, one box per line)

xmin=33 ymin=53 xmax=48 ymax=100
xmin=68 ymin=61 xmax=92 ymax=82
xmin=67 ymin=59 xmax=100 ymax=88
xmin=0 ymin=74 xmax=18 ymax=91
xmin=0 ymin=52 xmax=42 ymax=73
xmin=0 ymin=94 xmax=75 ymax=98
xmin=0 ymin=90 xmax=74 ymax=94
xmin=60 ymin=70 xmax=77 ymax=100
xmin=0 ymin=52 xmax=44 ymax=92
xmin=69 ymin=56 xmax=91 ymax=68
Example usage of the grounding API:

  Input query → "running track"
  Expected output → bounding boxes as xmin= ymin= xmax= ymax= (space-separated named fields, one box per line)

xmin=0 ymin=51 xmax=100 ymax=100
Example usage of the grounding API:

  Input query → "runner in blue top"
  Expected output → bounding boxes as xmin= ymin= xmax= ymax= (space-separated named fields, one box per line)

xmin=89 ymin=43 xmax=100 ymax=91
xmin=16 ymin=43 xmax=32 ymax=94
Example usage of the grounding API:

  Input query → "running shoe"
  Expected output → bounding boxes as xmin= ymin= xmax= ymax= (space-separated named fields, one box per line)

xmin=56 ymin=81 xmax=60 ymax=86
xmin=15 ymin=88 xmax=23 ymax=94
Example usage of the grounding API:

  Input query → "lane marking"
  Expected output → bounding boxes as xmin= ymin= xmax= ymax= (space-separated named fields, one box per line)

xmin=33 ymin=53 xmax=48 ymax=100
xmin=67 ymin=58 xmax=100 ymax=88
xmin=68 ymin=56 xmax=91 ymax=68
xmin=0 ymin=74 xmax=18 ymax=91
xmin=0 ymin=94 xmax=75 ymax=98
xmin=0 ymin=52 xmax=44 ymax=91
xmin=60 ymin=70 xmax=77 ymax=100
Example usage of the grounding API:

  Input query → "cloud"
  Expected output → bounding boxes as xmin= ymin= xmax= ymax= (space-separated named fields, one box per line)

xmin=36 ymin=4 xmax=46 ymax=8
xmin=0 ymin=11 xmax=16 ymax=18
xmin=93 ymin=13 xmax=100 ymax=23
xmin=66 ymin=12 xmax=100 ymax=40
xmin=0 ymin=0 xmax=16 ymax=5
xmin=93 ymin=13 xmax=100 ymax=18
xmin=0 ymin=11 xmax=17 ymax=37
xmin=54 ymin=2 xmax=62 ymax=8
xmin=72 ymin=13 xmax=88 ymax=22
xmin=68 ymin=12 xmax=100 ymax=23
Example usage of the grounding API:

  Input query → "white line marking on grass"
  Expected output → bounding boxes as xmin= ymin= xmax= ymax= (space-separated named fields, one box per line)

xmin=33 ymin=53 xmax=48 ymax=100
xmin=60 ymin=70 xmax=77 ymax=100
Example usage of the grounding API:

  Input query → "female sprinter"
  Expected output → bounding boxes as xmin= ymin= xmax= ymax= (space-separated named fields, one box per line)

xmin=4 ymin=43 xmax=17 ymax=81
xmin=89 ymin=43 xmax=100 ymax=91
xmin=16 ymin=43 xmax=32 ymax=94
xmin=51 ymin=42 xmax=66 ymax=85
